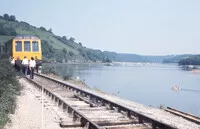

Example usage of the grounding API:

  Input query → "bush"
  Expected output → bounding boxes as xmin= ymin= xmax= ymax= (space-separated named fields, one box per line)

xmin=9 ymin=15 xmax=16 ymax=22
xmin=0 ymin=56 xmax=20 ymax=128
xmin=39 ymin=26 xmax=47 ymax=31
xmin=63 ymin=75 xmax=72 ymax=80
xmin=19 ymin=21 xmax=30 ymax=26
xmin=3 ymin=14 xmax=9 ymax=21
xmin=62 ymin=48 xmax=67 ymax=54
xmin=41 ymin=40 xmax=55 ymax=58
xmin=41 ymin=65 xmax=56 ymax=74
xmin=178 ymin=55 xmax=200 ymax=65
xmin=0 ymin=23 xmax=17 ymax=36
xmin=48 ymin=28 xmax=52 ymax=33
xmin=69 ymin=51 xmax=74 ymax=57
xmin=2 ymin=14 xmax=17 ymax=22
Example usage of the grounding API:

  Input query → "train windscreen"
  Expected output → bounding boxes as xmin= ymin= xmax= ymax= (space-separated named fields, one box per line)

xmin=15 ymin=41 xmax=22 ymax=52
xmin=32 ymin=41 xmax=39 ymax=52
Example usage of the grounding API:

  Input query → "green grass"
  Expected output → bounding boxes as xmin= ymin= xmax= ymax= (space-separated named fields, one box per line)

xmin=0 ymin=56 xmax=20 ymax=128
xmin=0 ymin=35 xmax=13 ymax=45
xmin=0 ymin=114 xmax=8 ymax=129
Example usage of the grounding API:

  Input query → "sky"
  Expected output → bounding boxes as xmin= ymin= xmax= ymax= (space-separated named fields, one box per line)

xmin=0 ymin=0 xmax=200 ymax=55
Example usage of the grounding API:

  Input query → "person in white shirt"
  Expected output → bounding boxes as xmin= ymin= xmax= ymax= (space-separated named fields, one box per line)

xmin=29 ymin=57 xmax=36 ymax=79
xmin=22 ymin=56 xmax=29 ymax=76
xmin=11 ymin=57 xmax=15 ymax=65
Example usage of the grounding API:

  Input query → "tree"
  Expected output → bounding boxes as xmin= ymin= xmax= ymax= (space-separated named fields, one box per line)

xmin=62 ymin=48 xmax=67 ymax=54
xmin=39 ymin=26 xmax=47 ymax=31
xmin=3 ymin=14 xmax=9 ymax=20
xmin=48 ymin=28 xmax=52 ymax=33
xmin=9 ymin=15 xmax=16 ymax=21
xmin=69 ymin=51 xmax=74 ymax=57
xmin=78 ymin=42 xmax=82 ymax=46
xmin=62 ymin=36 xmax=67 ymax=41
xmin=103 ymin=57 xmax=112 ymax=63
xmin=69 ymin=37 xmax=75 ymax=42
xmin=0 ymin=24 xmax=17 ymax=36
xmin=41 ymin=40 xmax=55 ymax=58
xmin=20 ymin=21 xmax=30 ymax=26
xmin=178 ymin=55 xmax=200 ymax=65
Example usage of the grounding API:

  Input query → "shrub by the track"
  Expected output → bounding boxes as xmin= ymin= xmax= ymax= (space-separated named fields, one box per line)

xmin=0 ymin=55 xmax=20 ymax=129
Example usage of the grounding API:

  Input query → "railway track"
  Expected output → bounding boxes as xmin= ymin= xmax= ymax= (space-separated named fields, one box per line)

xmin=165 ymin=107 xmax=200 ymax=125
xmin=24 ymin=73 xmax=177 ymax=129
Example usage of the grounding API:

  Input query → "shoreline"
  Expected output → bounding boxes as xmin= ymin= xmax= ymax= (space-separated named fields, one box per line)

xmin=46 ymin=73 xmax=106 ymax=94
xmin=44 ymin=73 xmax=200 ymax=129
xmin=5 ymin=74 xmax=200 ymax=129
xmin=192 ymin=69 xmax=200 ymax=74
xmin=43 ymin=61 xmax=163 ymax=66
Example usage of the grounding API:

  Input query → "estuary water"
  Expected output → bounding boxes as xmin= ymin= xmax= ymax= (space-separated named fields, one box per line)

xmin=52 ymin=63 xmax=200 ymax=116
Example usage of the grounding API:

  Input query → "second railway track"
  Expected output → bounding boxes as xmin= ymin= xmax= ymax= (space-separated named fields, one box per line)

xmin=24 ymin=73 xmax=178 ymax=129
xmin=165 ymin=107 xmax=200 ymax=125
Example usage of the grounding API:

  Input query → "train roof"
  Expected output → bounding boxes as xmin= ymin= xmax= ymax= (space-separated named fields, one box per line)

xmin=13 ymin=35 xmax=40 ymax=40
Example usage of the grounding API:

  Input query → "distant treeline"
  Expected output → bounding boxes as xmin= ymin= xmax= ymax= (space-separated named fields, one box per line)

xmin=162 ymin=54 xmax=200 ymax=65
xmin=178 ymin=55 xmax=200 ymax=65
xmin=162 ymin=55 xmax=192 ymax=63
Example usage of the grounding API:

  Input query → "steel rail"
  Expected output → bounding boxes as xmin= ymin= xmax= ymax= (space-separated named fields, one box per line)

xmin=165 ymin=107 xmax=200 ymax=125
xmin=24 ymin=77 xmax=102 ymax=129
xmin=35 ymin=73 xmax=178 ymax=129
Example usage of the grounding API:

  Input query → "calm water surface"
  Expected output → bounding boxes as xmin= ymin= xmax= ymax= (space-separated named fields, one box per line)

xmin=52 ymin=63 xmax=200 ymax=116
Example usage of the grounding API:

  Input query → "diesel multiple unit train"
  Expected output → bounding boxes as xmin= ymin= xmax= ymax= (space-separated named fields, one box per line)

xmin=0 ymin=35 xmax=42 ymax=61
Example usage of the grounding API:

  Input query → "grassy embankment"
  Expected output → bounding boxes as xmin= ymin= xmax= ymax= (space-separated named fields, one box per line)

xmin=0 ymin=54 xmax=20 ymax=129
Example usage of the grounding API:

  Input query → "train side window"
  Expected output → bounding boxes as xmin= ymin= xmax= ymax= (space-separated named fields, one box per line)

xmin=15 ymin=41 xmax=22 ymax=52
xmin=32 ymin=41 xmax=39 ymax=52
xmin=24 ymin=41 xmax=31 ymax=52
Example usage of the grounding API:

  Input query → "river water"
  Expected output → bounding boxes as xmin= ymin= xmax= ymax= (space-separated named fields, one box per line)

xmin=52 ymin=63 xmax=200 ymax=116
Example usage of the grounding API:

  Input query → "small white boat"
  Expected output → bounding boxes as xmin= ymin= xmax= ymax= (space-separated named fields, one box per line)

xmin=172 ymin=85 xmax=181 ymax=91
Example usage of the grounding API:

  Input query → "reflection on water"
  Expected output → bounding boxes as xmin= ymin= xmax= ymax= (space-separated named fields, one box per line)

xmin=181 ymin=88 xmax=200 ymax=93
xmin=179 ymin=65 xmax=200 ymax=71
xmin=171 ymin=85 xmax=200 ymax=93
xmin=48 ymin=63 xmax=200 ymax=116
xmin=54 ymin=63 xmax=100 ymax=77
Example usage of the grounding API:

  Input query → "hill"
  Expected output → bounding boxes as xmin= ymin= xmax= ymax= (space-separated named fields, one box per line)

xmin=113 ymin=53 xmax=174 ymax=62
xmin=0 ymin=14 xmax=114 ymax=63
xmin=162 ymin=54 xmax=192 ymax=63
xmin=0 ymin=14 xmax=178 ymax=63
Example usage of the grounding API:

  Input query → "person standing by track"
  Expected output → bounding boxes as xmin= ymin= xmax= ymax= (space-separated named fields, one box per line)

xmin=10 ymin=57 xmax=15 ymax=66
xmin=29 ymin=57 xmax=36 ymax=79
xmin=15 ymin=57 xmax=21 ymax=75
xmin=35 ymin=56 xmax=42 ymax=73
xmin=22 ymin=56 xmax=28 ymax=76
